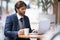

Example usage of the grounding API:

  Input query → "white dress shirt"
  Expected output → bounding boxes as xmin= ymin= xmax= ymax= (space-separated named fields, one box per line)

xmin=16 ymin=13 xmax=24 ymax=29
xmin=16 ymin=13 xmax=23 ymax=20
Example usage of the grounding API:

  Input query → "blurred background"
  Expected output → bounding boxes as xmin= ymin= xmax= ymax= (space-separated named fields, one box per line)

xmin=0 ymin=0 xmax=60 ymax=40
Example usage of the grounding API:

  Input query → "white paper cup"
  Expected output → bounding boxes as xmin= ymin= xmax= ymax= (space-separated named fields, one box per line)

xmin=24 ymin=28 xmax=29 ymax=36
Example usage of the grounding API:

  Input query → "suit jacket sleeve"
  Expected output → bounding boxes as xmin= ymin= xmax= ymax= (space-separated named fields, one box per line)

xmin=4 ymin=16 xmax=18 ymax=38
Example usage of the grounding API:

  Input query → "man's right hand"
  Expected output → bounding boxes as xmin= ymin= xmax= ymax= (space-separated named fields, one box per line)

xmin=18 ymin=29 xmax=24 ymax=37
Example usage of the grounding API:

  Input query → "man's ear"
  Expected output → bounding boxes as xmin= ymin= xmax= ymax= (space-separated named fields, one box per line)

xmin=16 ymin=8 xmax=19 ymax=13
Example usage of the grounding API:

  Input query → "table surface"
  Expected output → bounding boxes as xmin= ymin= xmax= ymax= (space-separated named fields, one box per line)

xmin=18 ymin=34 xmax=43 ymax=38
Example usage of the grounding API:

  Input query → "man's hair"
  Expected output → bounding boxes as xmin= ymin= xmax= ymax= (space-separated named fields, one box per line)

xmin=15 ymin=1 xmax=27 ymax=13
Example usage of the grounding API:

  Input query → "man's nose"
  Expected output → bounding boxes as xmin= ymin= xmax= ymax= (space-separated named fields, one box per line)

xmin=23 ymin=10 xmax=26 ymax=11
xmin=23 ymin=10 xmax=26 ymax=12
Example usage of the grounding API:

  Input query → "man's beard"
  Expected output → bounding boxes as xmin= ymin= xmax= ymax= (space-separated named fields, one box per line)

xmin=19 ymin=12 xmax=25 ymax=16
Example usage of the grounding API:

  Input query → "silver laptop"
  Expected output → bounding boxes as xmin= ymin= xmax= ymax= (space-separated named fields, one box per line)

xmin=38 ymin=19 xmax=50 ymax=34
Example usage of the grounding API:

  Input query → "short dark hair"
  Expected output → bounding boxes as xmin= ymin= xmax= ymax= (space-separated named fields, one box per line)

xmin=15 ymin=1 xmax=27 ymax=13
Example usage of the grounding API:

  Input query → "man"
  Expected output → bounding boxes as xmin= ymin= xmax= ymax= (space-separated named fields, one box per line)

xmin=4 ymin=1 xmax=32 ymax=40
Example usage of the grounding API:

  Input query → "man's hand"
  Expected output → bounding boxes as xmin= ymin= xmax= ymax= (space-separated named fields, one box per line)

xmin=18 ymin=29 xmax=24 ymax=36
xmin=32 ymin=29 xmax=38 ymax=33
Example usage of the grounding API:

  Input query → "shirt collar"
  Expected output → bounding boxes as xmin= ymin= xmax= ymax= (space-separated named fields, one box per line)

xmin=16 ymin=13 xmax=23 ymax=20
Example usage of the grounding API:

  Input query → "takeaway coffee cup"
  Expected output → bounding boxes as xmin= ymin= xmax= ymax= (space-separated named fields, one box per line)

xmin=24 ymin=28 xmax=29 ymax=36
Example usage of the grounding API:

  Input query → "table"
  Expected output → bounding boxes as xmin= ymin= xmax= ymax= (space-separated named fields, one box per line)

xmin=18 ymin=34 xmax=43 ymax=38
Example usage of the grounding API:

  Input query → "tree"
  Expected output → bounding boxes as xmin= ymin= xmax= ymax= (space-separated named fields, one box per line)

xmin=37 ymin=0 xmax=53 ymax=14
xmin=5 ymin=0 xmax=10 ymax=13
xmin=42 ymin=0 xmax=53 ymax=14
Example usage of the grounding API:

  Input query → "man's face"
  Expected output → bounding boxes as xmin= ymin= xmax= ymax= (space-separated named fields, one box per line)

xmin=17 ymin=6 xmax=26 ymax=16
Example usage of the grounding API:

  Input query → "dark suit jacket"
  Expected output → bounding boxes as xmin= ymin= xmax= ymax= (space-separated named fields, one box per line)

xmin=4 ymin=14 xmax=32 ymax=40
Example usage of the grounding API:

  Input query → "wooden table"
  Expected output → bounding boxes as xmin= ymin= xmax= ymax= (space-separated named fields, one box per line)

xmin=18 ymin=34 xmax=43 ymax=38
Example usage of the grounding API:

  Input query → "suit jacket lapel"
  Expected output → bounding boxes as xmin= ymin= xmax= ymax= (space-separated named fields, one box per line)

xmin=13 ymin=14 xmax=20 ymax=30
xmin=23 ymin=15 xmax=26 ymax=28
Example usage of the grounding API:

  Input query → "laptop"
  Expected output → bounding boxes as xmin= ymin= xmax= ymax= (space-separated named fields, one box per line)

xmin=38 ymin=18 xmax=51 ymax=34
